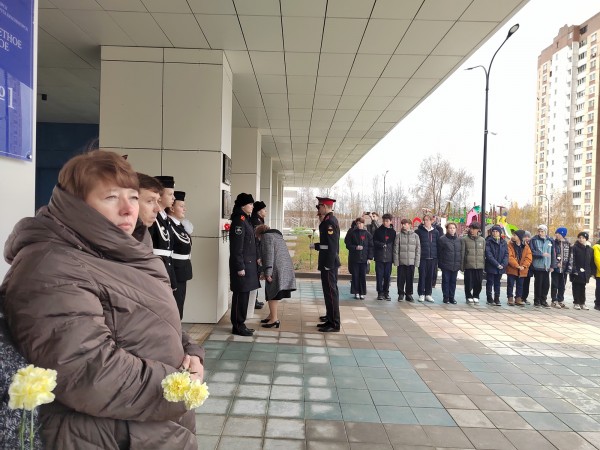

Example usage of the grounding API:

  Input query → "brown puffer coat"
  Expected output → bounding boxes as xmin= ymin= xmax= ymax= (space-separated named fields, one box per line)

xmin=1 ymin=187 xmax=204 ymax=450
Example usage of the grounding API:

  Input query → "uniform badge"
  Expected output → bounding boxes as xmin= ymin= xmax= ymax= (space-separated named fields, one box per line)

xmin=241 ymin=215 xmax=245 ymax=221
xmin=235 ymin=226 xmax=242 ymax=235
xmin=327 ymin=226 xmax=334 ymax=235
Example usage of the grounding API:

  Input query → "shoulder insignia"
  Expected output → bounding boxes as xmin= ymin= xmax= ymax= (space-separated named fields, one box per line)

xmin=241 ymin=215 xmax=245 ymax=221
xmin=235 ymin=226 xmax=243 ymax=235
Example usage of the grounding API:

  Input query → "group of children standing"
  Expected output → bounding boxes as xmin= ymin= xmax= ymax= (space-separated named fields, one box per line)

xmin=344 ymin=215 xmax=600 ymax=310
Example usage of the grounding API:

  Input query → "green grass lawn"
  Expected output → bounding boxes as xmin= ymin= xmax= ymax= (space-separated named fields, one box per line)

xmin=291 ymin=234 xmax=397 ymax=276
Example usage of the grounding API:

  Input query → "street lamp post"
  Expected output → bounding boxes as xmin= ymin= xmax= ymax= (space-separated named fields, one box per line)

xmin=467 ymin=23 xmax=519 ymax=234
xmin=382 ymin=170 xmax=390 ymax=214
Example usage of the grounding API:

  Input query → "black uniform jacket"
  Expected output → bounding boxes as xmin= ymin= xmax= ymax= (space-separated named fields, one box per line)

xmin=148 ymin=212 xmax=177 ymax=289
xmin=169 ymin=218 xmax=193 ymax=282
xmin=315 ymin=212 xmax=341 ymax=271
xmin=229 ymin=211 xmax=261 ymax=292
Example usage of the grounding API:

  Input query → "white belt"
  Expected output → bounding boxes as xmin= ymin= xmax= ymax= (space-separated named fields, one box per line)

xmin=319 ymin=245 xmax=328 ymax=249
xmin=153 ymin=249 xmax=172 ymax=257
xmin=172 ymin=253 xmax=191 ymax=260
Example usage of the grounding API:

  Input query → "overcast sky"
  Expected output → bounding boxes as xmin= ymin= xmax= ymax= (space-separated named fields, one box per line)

xmin=334 ymin=0 xmax=600 ymax=209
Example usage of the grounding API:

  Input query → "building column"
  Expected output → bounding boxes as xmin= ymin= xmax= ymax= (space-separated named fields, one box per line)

xmin=231 ymin=128 xmax=261 ymax=200
xmin=270 ymin=170 xmax=280 ymax=229
xmin=260 ymin=155 xmax=273 ymax=226
xmin=100 ymin=47 xmax=233 ymax=323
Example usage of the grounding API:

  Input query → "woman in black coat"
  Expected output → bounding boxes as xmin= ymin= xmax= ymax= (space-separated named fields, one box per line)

xmin=570 ymin=232 xmax=596 ymax=310
xmin=229 ymin=193 xmax=260 ymax=336
xmin=437 ymin=222 xmax=461 ymax=304
xmin=345 ymin=217 xmax=374 ymax=299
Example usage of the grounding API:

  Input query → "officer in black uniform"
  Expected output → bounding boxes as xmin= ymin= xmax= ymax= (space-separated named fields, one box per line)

xmin=229 ymin=193 xmax=261 ymax=336
xmin=250 ymin=200 xmax=267 ymax=310
xmin=314 ymin=196 xmax=341 ymax=332
xmin=168 ymin=191 xmax=193 ymax=319
xmin=149 ymin=176 xmax=177 ymax=291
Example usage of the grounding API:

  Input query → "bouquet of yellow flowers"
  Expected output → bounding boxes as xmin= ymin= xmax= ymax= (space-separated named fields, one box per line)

xmin=161 ymin=371 xmax=209 ymax=410
xmin=9 ymin=365 xmax=57 ymax=450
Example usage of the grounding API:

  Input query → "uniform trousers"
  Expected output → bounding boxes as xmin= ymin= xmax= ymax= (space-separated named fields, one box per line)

xmin=551 ymin=272 xmax=567 ymax=302
xmin=417 ymin=259 xmax=436 ymax=296
xmin=533 ymin=270 xmax=550 ymax=305
xmin=464 ymin=269 xmax=483 ymax=300
xmin=350 ymin=263 xmax=367 ymax=295
xmin=231 ymin=291 xmax=250 ymax=332
xmin=572 ymin=283 xmax=587 ymax=305
xmin=174 ymin=281 xmax=187 ymax=319
xmin=321 ymin=268 xmax=340 ymax=328
xmin=397 ymin=265 xmax=415 ymax=296
xmin=375 ymin=261 xmax=393 ymax=294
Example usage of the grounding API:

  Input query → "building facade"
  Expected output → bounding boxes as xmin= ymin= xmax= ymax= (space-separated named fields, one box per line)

xmin=535 ymin=12 xmax=600 ymax=232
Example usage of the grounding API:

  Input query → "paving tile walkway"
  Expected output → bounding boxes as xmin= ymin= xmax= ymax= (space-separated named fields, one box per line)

xmin=188 ymin=279 xmax=600 ymax=449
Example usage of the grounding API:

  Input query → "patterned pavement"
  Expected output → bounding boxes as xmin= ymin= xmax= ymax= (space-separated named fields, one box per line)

xmin=188 ymin=279 xmax=600 ymax=449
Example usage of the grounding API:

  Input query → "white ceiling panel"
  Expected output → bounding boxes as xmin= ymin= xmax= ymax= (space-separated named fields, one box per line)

xmin=312 ymin=109 xmax=336 ymax=122
xmin=287 ymin=76 xmax=317 ymax=94
xmin=313 ymin=95 xmax=340 ymax=109
xmin=433 ymin=21 xmax=497 ymax=56
xmin=239 ymin=15 xmax=283 ymax=51
xmin=327 ymin=0 xmax=375 ymax=19
xmin=280 ymin=0 xmax=326 ymax=17
xmin=387 ymin=95 xmax=421 ymax=111
xmin=285 ymin=52 xmax=319 ymax=76
xmin=225 ymin=50 xmax=254 ymax=73
xmin=98 ymin=0 xmax=146 ymax=12
xmin=381 ymin=54 xmax=427 ymax=78
xmin=321 ymin=18 xmax=368 ymax=54
xmin=290 ymin=109 xmax=313 ymax=121
xmin=462 ymin=0 xmax=524 ymax=21
xmin=50 ymin=0 xmax=102 ymax=10
xmin=194 ymin=14 xmax=246 ymax=50
xmin=109 ymin=12 xmax=172 ymax=47
xmin=61 ymin=10 xmax=135 ymax=46
xmin=288 ymin=94 xmax=315 ymax=109
xmin=188 ymin=0 xmax=235 ymax=15
xmin=395 ymin=20 xmax=454 ymax=55
xmin=356 ymin=110 xmax=381 ymax=122
xmin=257 ymin=74 xmax=287 ymax=93
xmin=39 ymin=0 xmax=58 ymax=8
xmin=153 ymin=13 xmax=210 ymax=48
xmin=413 ymin=55 xmax=462 ymax=78
xmin=249 ymin=51 xmax=286 ymax=75
xmin=37 ymin=31 xmax=95 ymax=69
xmin=338 ymin=95 xmax=367 ymax=109
xmin=362 ymin=96 xmax=393 ymax=110
xmin=371 ymin=78 xmax=407 ymax=97
xmin=262 ymin=93 xmax=289 ymax=109
xmin=316 ymin=77 xmax=346 ymax=96
xmin=282 ymin=17 xmax=324 ymax=53
xmin=350 ymin=54 xmax=390 ymax=77
xmin=359 ymin=19 xmax=411 ymax=54
xmin=379 ymin=110 xmax=407 ymax=122
xmin=141 ymin=0 xmax=191 ymax=13
xmin=235 ymin=92 xmax=263 ymax=107
xmin=343 ymin=77 xmax=378 ymax=96
xmin=416 ymin=0 xmax=471 ymax=21
xmin=318 ymin=53 xmax=355 ymax=77
xmin=333 ymin=109 xmax=359 ymax=122
xmin=234 ymin=0 xmax=279 ymax=16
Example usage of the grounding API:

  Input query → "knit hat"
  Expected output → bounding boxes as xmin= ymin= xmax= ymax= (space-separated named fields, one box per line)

xmin=490 ymin=225 xmax=503 ymax=234
xmin=537 ymin=224 xmax=548 ymax=232
xmin=524 ymin=231 xmax=532 ymax=238
xmin=555 ymin=227 xmax=567 ymax=238
xmin=514 ymin=230 xmax=526 ymax=242
xmin=234 ymin=192 xmax=254 ymax=207
xmin=253 ymin=201 xmax=267 ymax=213
xmin=578 ymin=231 xmax=590 ymax=240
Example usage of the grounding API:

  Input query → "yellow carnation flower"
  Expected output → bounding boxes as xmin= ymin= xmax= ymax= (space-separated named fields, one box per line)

xmin=161 ymin=371 xmax=191 ymax=402
xmin=184 ymin=381 xmax=209 ymax=410
xmin=8 ymin=365 xmax=57 ymax=411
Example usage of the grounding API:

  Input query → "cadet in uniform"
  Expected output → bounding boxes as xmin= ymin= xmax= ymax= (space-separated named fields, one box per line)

xmin=149 ymin=176 xmax=177 ymax=291
xmin=229 ymin=193 xmax=261 ymax=336
xmin=168 ymin=191 xmax=193 ymax=319
xmin=314 ymin=197 xmax=341 ymax=332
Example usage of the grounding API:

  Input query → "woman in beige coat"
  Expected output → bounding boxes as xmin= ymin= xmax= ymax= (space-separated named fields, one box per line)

xmin=1 ymin=151 xmax=204 ymax=450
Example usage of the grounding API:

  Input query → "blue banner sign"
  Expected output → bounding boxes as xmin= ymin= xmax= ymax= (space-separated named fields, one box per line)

xmin=0 ymin=0 xmax=34 ymax=161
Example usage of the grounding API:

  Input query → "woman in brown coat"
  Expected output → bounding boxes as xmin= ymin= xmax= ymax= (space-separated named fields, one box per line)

xmin=506 ymin=229 xmax=533 ymax=306
xmin=0 ymin=151 xmax=204 ymax=450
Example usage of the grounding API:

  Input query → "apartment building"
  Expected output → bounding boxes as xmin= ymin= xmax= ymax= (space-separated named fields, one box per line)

xmin=535 ymin=12 xmax=600 ymax=232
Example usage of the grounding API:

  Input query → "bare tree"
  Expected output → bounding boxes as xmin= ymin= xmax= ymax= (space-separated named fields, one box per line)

xmin=548 ymin=191 xmax=579 ymax=234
